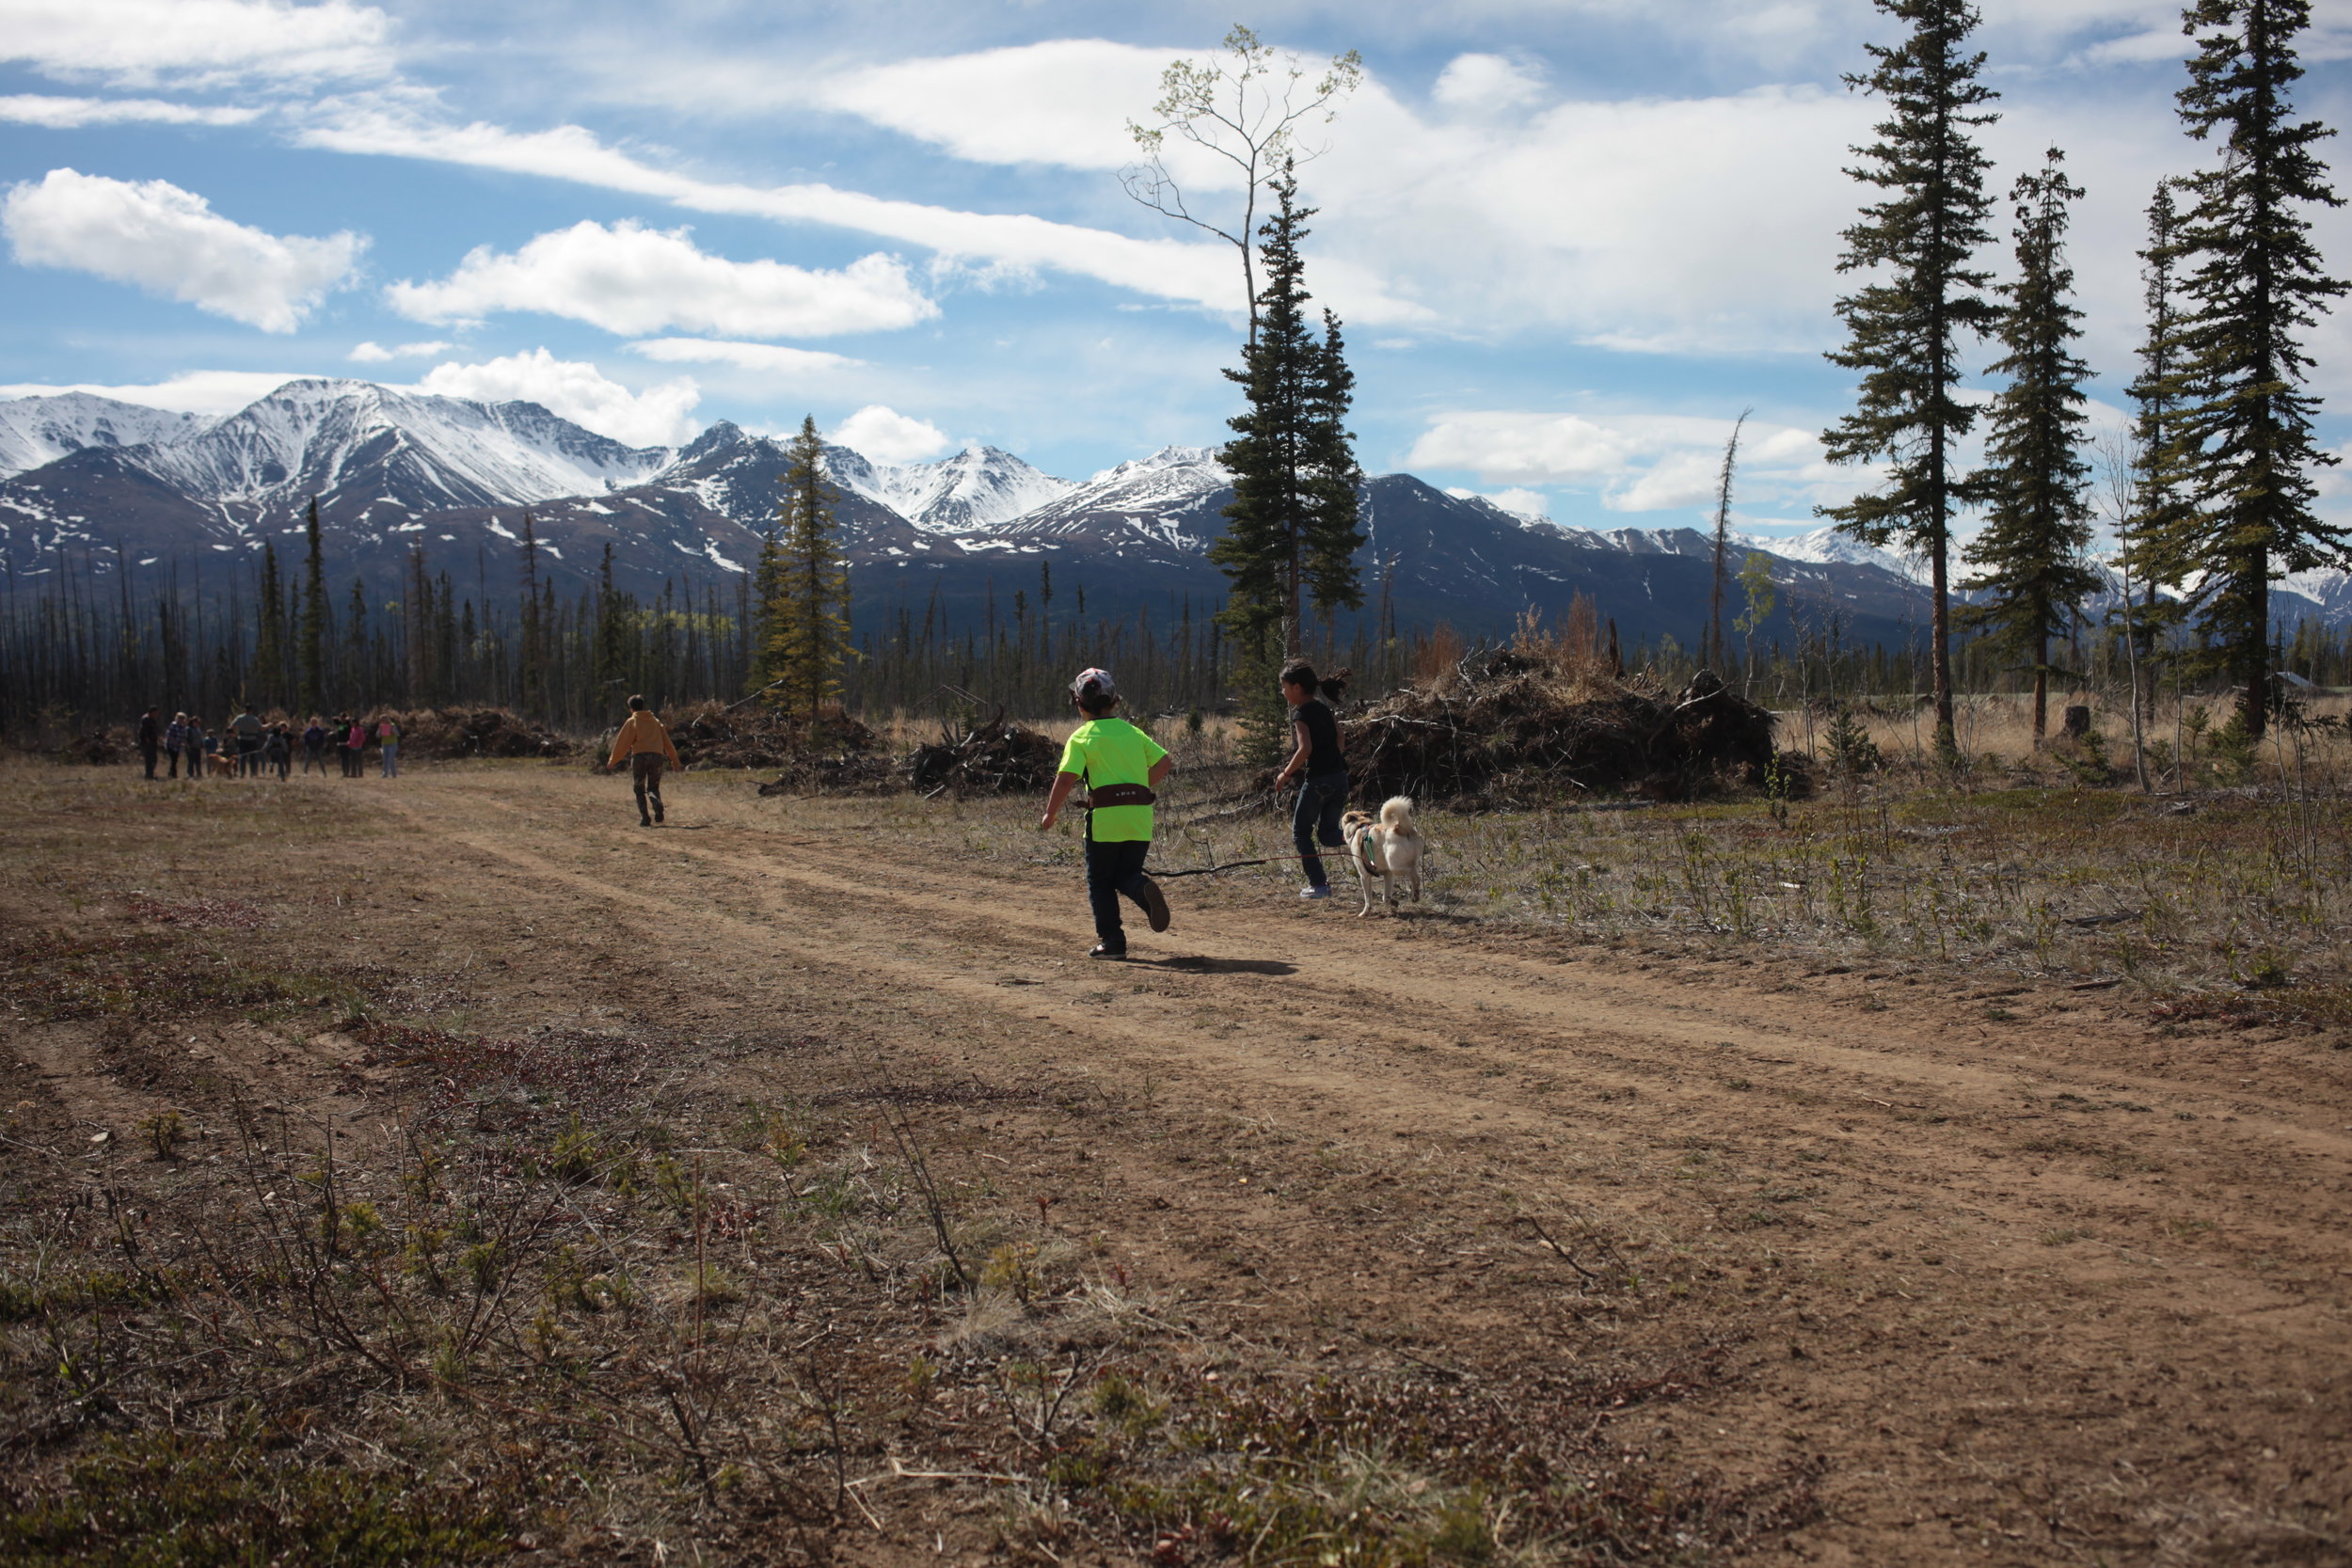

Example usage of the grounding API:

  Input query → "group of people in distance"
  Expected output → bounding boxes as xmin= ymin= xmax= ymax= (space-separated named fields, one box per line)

xmin=135 ymin=706 xmax=404 ymax=781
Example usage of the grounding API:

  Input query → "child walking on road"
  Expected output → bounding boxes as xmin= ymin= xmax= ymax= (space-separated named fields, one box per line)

xmin=1272 ymin=660 xmax=1349 ymax=900
xmin=1039 ymin=668 xmax=1171 ymax=960
xmin=608 ymin=695 xmax=683 ymax=826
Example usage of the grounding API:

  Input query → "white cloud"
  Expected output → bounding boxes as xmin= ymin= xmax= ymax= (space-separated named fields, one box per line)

xmin=1431 ymin=54 xmax=1548 ymax=114
xmin=347 ymin=339 xmax=451 ymax=362
xmin=0 ymin=0 xmax=392 ymax=88
xmin=628 ymin=338 xmax=859 ymax=373
xmin=0 ymin=94 xmax=261 ymax=127
xmin=412 ymin=349 xmax=700 ymax=447
xmin=290 ymin=103 xmax=1431 ymax=324
xmin=1604 ymin=451 xmax=1723 ymax=512
xmin=821 ymin=41 xmax=1190 ymax=177
xmin=0 ymin=370 xmax=304 ymax=414
xmin=1412 ymin=410 xmax=1849 ymax=515
xmin=1445 ymin=484 xmax=1552 ymax=519
xmin=2 ymin=168 xmax=364 ymax=332
xmin=834 ymin=404 xmax=949 ymax=463
xmin=778 ymin=45 xmax=1862 ymax=346
xmin=386 ymin=219 xmax=937 ymax=339
xmin=1412 ymin=412 xmax=1635 ymax=486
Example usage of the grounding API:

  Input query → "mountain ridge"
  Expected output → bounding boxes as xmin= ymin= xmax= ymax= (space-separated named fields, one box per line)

xmin=0 ymin=378 xmax=2338 ymax=646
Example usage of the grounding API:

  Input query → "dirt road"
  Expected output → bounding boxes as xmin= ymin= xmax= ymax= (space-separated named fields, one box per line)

xmin=13 ymin=763 xmax=2350 ymax=1563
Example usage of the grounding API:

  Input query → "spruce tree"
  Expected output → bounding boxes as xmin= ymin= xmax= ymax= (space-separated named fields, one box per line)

xmin=595 ymin=540 xmax=627 ymax=690
xmin=1819 ymin=0 xmax=2001 ymax=757
xmin=1212 ymin=165 xmax=1363 ymax=754
xmin=2121 ymin=181 xmax=2196 ymax=706
xmin=754 ymin=416 xmax=851 ymax=719
xmin=1963 ymin=148 xmax=2100 ymax=744
xmin=299 ymin=498 xmax=326 ymax=714
xmin=517 ymin=512 xmax=545 ymax=716
xmin=2155 ymin=0 xmax=2346 ymax=738
xmin=255 ymin=542 xmax=286 ymax=709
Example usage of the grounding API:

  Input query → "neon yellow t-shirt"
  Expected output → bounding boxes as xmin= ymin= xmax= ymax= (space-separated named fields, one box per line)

xmin=1057 ymin=717 xmax=1168 ymax=842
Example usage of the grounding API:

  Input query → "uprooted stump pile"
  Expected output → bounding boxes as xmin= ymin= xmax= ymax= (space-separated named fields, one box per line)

xmin=647 ymin=700 xmax=897 ymax=793
xmin=905 ymin=709 xmax=1059 ymax=797
xmin=1343 ymin=652 xmax=1779 ymax=806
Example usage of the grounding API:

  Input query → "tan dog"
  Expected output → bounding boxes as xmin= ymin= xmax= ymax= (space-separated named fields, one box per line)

xmin=205 ymin=750 xmax=238 ymax=778
xmin=1342 ymin=795 xmax=1422 ymax=916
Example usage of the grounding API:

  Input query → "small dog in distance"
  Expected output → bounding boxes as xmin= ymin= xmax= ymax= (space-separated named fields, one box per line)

xmin=1341 ymin=795 xmax=1422 ymax=916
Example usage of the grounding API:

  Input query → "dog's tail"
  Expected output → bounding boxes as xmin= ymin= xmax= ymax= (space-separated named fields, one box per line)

xmin=1379 ymin=795 xmax=1418 ymax=836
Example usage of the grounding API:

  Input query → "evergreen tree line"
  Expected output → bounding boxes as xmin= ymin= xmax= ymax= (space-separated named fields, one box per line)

xmin=1819 ymin=0 xmax=2344 ymax=757
xmin=0 ymin=507 xmax=1414 ymax=738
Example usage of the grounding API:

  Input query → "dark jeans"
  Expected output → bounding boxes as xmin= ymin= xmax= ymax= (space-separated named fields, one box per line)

xmin=630 ymin=753 xmax=665 ymax=821
xmin=166 ymin=747 xmax=183 ymax=779
xmin=1293 ymin=772 xmax=1349 ymax=888
xmin=1084 ymin=836 xmax=1153 ymax=949
xmin=140 ymin=742 xmax=159 ymax=779
xmin=236 ymin=738 xmax=262 ymax=777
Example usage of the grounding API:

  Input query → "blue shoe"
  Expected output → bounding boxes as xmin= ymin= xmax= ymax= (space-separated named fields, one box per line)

xmin=1298 ymin=885 xmax=1332 ymax=900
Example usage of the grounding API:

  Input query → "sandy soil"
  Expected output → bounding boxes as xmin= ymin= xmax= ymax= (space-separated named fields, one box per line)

xmin=8 ymin=761 xmax=2349 ymax=1565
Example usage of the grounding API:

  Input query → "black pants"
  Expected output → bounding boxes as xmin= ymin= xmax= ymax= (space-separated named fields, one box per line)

xmin=1292 ymin=772 xmax=1349 ymax=888
xmin=140 ymin=743 xmax=159 ymax=779
xmin=1084 ymin=836 xmax=1153 ymax=949
xmin=166 ymin=747 xmax=183 ymax=779
xmin=236 ymin=739 xmax=262 ymax=777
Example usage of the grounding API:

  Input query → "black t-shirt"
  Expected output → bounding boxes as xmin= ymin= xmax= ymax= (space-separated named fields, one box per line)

xmin=1295 ymin=698 xmax=1343 ymax=778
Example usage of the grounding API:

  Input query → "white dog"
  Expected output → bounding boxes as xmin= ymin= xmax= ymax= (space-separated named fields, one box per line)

xmin=1341 ymin=796 xmax=1422 ymax=916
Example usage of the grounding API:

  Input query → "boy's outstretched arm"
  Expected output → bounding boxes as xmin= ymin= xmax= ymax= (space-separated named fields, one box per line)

xmin=1040 ymin=770 xmax=1082 ymax=831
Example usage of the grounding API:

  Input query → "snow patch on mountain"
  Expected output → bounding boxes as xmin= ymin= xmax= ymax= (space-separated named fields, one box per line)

xmin=0 ymin=392 xmax=209 ymax=477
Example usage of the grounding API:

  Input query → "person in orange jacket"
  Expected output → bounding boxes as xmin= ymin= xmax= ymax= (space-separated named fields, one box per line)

xmin=608 ymin=694 xmax=684 ymax=827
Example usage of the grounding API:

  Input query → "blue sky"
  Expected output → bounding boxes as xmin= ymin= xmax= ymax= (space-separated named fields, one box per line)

xmin=1 ymin=0 xmax=2346 ymax=538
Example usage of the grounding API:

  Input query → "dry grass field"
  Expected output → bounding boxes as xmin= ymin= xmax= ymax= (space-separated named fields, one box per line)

xmin=1 ymin=744 xmax=2346 ymax=1566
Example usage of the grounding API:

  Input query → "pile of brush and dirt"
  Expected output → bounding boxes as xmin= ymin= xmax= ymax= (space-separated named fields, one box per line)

xmin=904 ymin=708 xmax=1059 ymax=797
xmin=655 ymin=701 xmax=895 ymax=794
xmin=380 ymin=707 xmax=575 ymax=760
xmin=1343 ymin=651 xmax=1779 ymax=806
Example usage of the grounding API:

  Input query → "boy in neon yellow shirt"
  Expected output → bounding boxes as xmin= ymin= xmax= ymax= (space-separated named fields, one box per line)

xmin=1040 ymin=667 xmax=1172 ymax=959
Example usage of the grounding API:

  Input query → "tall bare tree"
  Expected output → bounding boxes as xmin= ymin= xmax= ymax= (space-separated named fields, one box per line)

xmin=1124 ymin=24 xmax=1361 ymax=341
xmin=1708 ymin=409 xmax=1752 ymax=672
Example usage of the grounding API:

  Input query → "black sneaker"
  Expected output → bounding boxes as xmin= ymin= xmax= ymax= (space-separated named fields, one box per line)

xmin=1089 ymin=943 xmax=1128 ymax=961
xmin=1136 ymin=877 xmax=1171 ymax=933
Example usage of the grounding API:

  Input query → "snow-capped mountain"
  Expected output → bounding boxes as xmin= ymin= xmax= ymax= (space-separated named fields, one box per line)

xmin=1738 ymin=525 xmax=1927 ymax=582
xmin=1004 ymin=446 xmax=1232 ymax=550
xmin=824 ymin=444 xmax=1073 ymax=534
xmin=0 ymin=392 xmax=208 ymax=477
xmin=134 ymin=379 xmax=675 ymax=520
